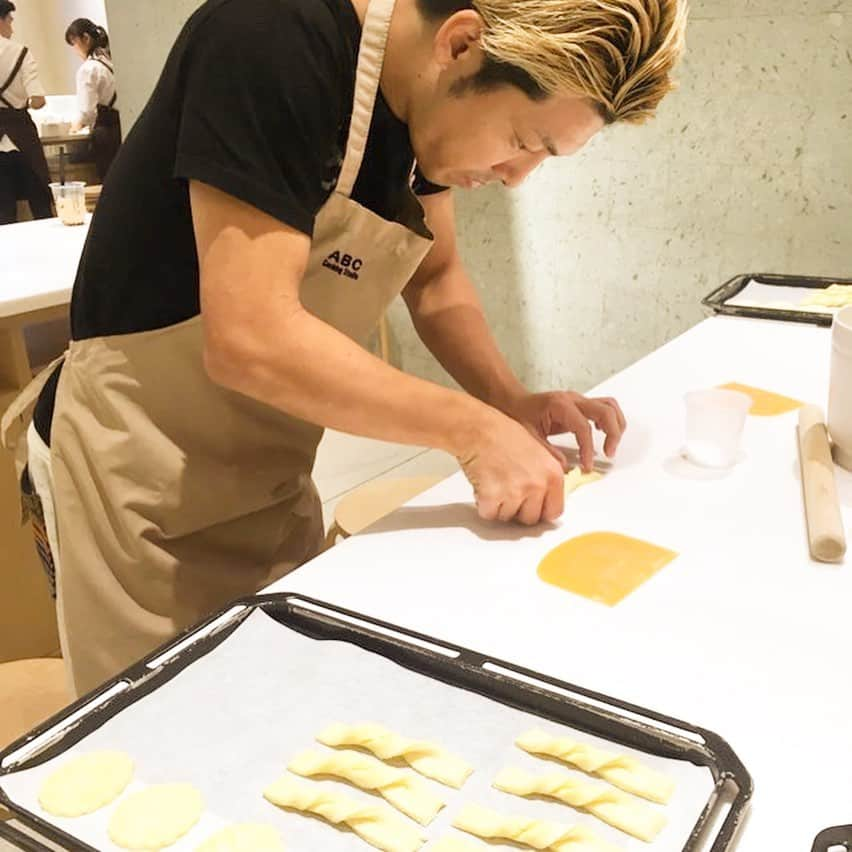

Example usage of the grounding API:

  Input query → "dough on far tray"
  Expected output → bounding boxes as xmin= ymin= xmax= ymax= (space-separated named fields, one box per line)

xmin=563 ymin=468 xmax=603 ymax=499
xmin=316 ymin=722 xmax=473 ymax=788
xmin=452 ymin=803 xmax=620 ymax=852
xmin=800 ymin=283 xmax=852 ymax=308
xmin=38 ymin=750 xmax=134 ymax=817
xmin=264 ymin=775 xmax=425 ymax=852
xmin=288 ymin=748 xmax=445 ymax=825
xmin=195 ymin=823 xmax=284 ymax=851
xmin=516 ymin=730 xmax=675 ymax=804
xmin=493 ymin=767 xmax=666 ymax=842
xmin=108 ymin=783 xmax=204 ymax=850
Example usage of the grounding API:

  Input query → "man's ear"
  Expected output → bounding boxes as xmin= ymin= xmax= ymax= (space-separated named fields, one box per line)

xmin=432 ymin=9 xmax=483 ymax=69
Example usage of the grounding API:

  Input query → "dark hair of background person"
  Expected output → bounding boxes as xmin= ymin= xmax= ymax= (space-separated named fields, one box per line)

xmin=0 ymin=2 xmax=16 ymax=20
xmin=64 ymin=18 xmax=110 ymax=57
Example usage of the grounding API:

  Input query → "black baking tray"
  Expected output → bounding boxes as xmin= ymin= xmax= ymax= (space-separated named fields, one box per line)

xmin=702 ymin=272 xmax=852 ymax=327
xmin=0 ymin=593 xmax=752 ymax=852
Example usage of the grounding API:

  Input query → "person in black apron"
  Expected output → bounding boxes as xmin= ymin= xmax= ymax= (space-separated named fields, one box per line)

xmin=0 ymin=1 xmax=52 ymax=224
xmin=65 ymin=18 xmax=121 ymax=182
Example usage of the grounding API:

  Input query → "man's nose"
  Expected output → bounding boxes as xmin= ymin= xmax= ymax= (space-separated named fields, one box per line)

xmin=494 ymin=150 xmax=548 ymax=188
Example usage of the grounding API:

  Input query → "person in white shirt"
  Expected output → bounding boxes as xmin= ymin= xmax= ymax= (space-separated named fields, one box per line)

xmin=66 ymin=17 xmax=121 ymax=181
xmin=0 ymin=1 xmax=52 ymax=225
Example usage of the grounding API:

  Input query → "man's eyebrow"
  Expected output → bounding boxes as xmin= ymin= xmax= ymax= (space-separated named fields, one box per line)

xmin=542 ymin=136 xmax=560 ymax=156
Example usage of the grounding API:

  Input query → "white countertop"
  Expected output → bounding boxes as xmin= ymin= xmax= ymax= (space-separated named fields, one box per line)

xmin=1 ymin=216 xmax=88 ymax=320
xmin=274 ymin=315 xmax=851 ymax=851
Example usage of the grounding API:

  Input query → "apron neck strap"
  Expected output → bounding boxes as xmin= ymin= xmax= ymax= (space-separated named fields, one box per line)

xmin=335 ymin=0 xmax=396 ymax=198
xmin=0 ymin=46 xmax=28 ymax=108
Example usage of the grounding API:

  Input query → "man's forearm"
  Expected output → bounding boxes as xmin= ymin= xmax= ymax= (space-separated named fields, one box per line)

xmin=404 ymin=261 xmax=526 ymax=415
xmin=205 ymin=298 xmax=494 ymax=459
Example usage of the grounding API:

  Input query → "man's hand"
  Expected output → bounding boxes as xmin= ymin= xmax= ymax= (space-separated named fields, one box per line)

xmin=458 ymin=408 xmax=566 ymax=526
xmin=28 ymin=95 xmax=46 ymax=110
xmin=505 ymin=392 xmax=627 ymax=472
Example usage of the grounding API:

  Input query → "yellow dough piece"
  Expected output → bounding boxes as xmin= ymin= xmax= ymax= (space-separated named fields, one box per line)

xmin=195 ymin=823 xmax=284 ymax=851
xmin=430 ymin=836 xmax=484 ymax=851
xmin=264 ymin=776 xmax=425 ymax=852
xmin=38 ymin=751 xmax=134 ymax=817
xmin=289 ymin=749 xmax=445 ymax=825
xmin=108 ymin=783 xmax=204 ymax=850
xmin=800 ymin=284 xmax=852 ymax=308
xmin=452 ymin=804 xmax=619 ymax=852
xmin=538 ymin=531 xmax=677 ymax=606
xmin=317 ymin=723 xmax=473 ymax=788
xmin=564 ymin=468 xmax=603 ymax=499
xmin=717 ymin=382 xmax=802 ymax=416
xmin=494 ymin=767 xmax=666 ymax=842
xmin=516 ymin=730 xmax=674 ymax=804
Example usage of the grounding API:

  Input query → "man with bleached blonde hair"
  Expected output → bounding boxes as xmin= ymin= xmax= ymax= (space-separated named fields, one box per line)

xmin=6 ymin=0 xmax=687 ymax=696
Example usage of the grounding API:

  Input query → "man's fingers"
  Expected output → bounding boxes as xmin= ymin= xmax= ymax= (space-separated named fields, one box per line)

xmin=476 ymin=491 xmax=501 ymax=522
xmin=516 ymin=492 xmax=546 ymax=526
xmin=569 ymin=415 xmax=595 ymax=472
xmin=541 ymin=439 xmax=568 ymax=471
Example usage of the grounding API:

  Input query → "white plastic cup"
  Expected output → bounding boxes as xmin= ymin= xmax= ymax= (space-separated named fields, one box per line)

xmin=828 ymin=305 xmax=852 ymax=471
xmin=49 ymin=181 xmax=86 ymax=226
xmin=684 ymin=388 xmax=751 ymax=468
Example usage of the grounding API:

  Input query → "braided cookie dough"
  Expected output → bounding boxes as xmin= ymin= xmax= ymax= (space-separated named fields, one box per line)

xmin=263 ymin=776 xmax=425 ymax=852
xmin=317 ymin=723 xmax=473 ymax=788
xmin=564 ymin=468 xmax=603 ymax=498
xmin=108 ymin=784 xmax=203 ymax=850
xmin=494 ymin=767 xmax=666 ymax=841
xmin=39 ymin=751 xmax=134 ymax=817
xmin=516 ymin=730 xmax=674 ymax=804
xmin=289 ymin=749 xmax=444 ymax=824
xmin=452 ymin=804 xmax=619 ymax=852
xmin=195 ymin=823 xmax=284 ymax=851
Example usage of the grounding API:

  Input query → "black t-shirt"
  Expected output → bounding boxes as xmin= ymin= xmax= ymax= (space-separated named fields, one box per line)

xmin=34 ymin=0 xmax=444 ymax=442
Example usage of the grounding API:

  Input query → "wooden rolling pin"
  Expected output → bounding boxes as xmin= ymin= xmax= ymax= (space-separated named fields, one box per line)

xmin=797 ymin=405 xmax=847 ymax=562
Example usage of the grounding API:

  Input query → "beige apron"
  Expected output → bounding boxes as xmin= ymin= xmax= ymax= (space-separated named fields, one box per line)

xmin=1 ymin=0 xmax=433 ymax=697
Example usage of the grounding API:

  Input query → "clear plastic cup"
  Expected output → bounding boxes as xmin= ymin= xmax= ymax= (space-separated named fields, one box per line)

xmin=49 ymin=181 xmax=87 ymax=226
xmin=684 ymin=388 xmax=751 ymax=468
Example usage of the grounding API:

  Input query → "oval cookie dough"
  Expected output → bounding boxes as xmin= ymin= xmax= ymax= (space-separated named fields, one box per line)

xmin=109 ymin=783 xmax=203 ymax=849
xmin=39 ymin=751 xmax=134 ymax=817
xmin=196 ymin=823 xmax=284 ymax=851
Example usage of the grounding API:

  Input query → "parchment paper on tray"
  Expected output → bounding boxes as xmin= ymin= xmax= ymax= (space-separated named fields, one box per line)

xmin=1 ymin=609 xmax=717 ymax=851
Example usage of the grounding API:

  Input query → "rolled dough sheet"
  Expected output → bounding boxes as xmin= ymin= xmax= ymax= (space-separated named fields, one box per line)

xmin=38 ymin=750 xmax=133 ymax=817
xmin=109 ymin=783 xmax=204 ymax=850
xmin=717 ymin=382 xmax=802 ymax=416
xmin=538 ymin=532 xmax=678 ymax=606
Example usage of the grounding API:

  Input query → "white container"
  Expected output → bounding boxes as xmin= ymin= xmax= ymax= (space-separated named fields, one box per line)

xmin=684 ymin=388 xmax=751 ymax=468
xmin=828 ymin=305 xmax=852 ymax=471
xmin=49 ymin=182 xmax=87 ymax=226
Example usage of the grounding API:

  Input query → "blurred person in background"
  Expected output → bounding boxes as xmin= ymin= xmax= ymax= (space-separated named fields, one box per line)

xmin=66 ymin=17 xmax=121 ymax=181
xmin=0 ymin=0 xmax=51 ymax=224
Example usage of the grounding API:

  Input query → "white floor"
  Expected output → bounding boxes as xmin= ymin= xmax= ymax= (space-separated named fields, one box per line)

xmin=0 ymin=432 xmax=459 ymax=850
